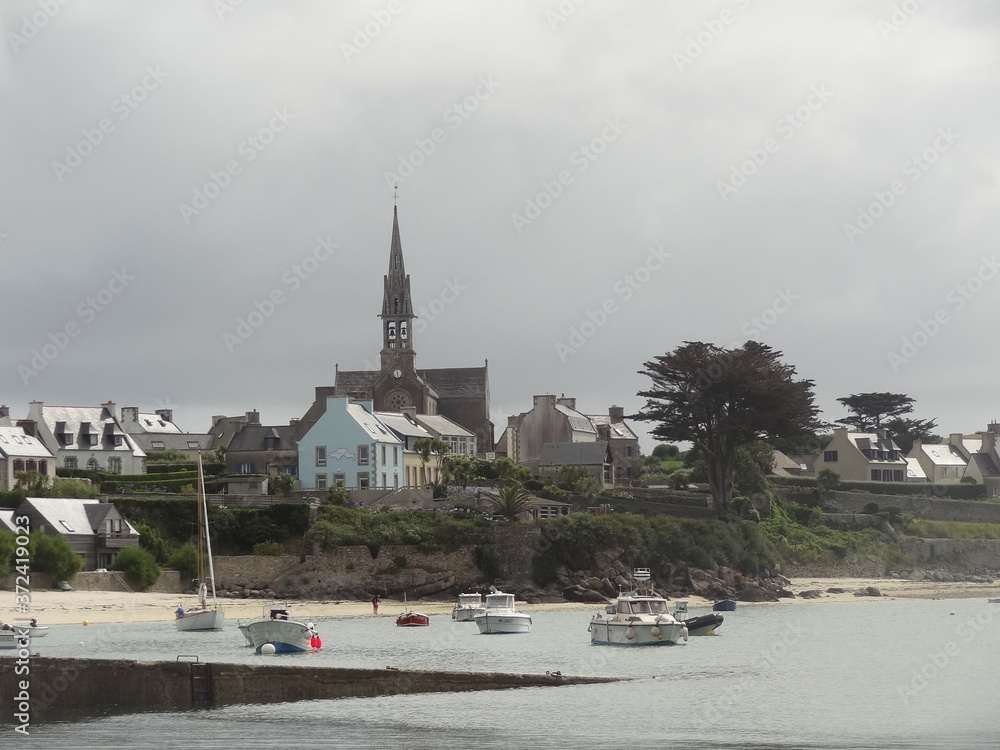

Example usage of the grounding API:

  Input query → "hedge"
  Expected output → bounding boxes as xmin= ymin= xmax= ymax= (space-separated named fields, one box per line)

xmin=771 ymin=475 xmax=987 ymax=500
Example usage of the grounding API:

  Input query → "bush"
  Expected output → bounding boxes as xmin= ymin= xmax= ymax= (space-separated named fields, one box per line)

xmin=112 ymin=547 xmax=161 ymax=591
xmin=30 ymin=532 xmax=84 ymax=581
xmin=253 ymin=541 xmax=285 ymax=556
xmin=166 ymin=544 xmax=199 ymax=583
xmin=134 ymin=521 xmax=170 ymax=564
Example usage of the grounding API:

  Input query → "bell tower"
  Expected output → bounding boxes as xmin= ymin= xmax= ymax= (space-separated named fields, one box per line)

xmin=379 ymin=203 xmax=416 ymax=373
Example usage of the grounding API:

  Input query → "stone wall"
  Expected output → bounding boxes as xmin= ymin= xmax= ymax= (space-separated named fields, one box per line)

xmin=901 ymin=538 xmax=1000 ymax=570
xmin=786 ymin=490 xmax=1000 ymax=524
xmin=489 ymin=525 xmax=541 ymax=581
xmin=212 ymin=545 xmax=481 ymax=598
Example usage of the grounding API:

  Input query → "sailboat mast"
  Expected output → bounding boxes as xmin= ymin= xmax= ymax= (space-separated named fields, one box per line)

xmin=198 ymin=452 xmax=219 ymax=606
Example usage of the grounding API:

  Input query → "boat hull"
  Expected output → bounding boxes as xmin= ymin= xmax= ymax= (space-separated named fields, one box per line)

xmin=451 ymin=606 xmax=482 ymax=622
xmin=474 ymin=612 xmax=532 ymax=634
xmin=683 ymin=613 xmax=723 ymax=636
xmin=245 ymin=618 xmax=318 ymax=653
xmin=397 ymin=612 xmax=430 ymax=627
xmin=0 ymin=632 xmax=19 ymax=650
xmin=589 ymin=619 xmax=688 ymax=645
xmin=176 ymin=609 xmax=225 ymax=632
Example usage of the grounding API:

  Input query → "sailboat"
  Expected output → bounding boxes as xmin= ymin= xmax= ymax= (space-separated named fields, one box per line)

xmin=175 ymin=453 xmax=225 ymax=631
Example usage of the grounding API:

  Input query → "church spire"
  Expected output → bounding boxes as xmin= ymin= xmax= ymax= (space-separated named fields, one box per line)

xmin=379 ymin=203 xmax=415 ymax=371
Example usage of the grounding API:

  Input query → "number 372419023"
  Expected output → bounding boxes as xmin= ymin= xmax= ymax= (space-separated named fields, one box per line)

xmin=14 ymin=515 xmax=31 ymax=603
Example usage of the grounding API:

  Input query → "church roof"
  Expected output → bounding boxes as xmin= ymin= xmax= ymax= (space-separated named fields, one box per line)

xmin=419 ymin=366 xmax=488 ymax=399
xmin=334 ymin=370 xmax=381 ymax=390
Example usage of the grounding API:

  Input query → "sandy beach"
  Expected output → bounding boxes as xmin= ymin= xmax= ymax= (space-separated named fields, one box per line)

xmin=4 ymin=576 xmax=1000 ymax=626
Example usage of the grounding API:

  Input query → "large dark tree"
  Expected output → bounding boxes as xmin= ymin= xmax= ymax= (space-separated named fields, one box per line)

xmin=835 ymin=392 xmax=915 ymax=431
xmin=633 ymin=341 xmax=821 ymax=512
xmin=883 ymin=416 xmax=941 ymax=454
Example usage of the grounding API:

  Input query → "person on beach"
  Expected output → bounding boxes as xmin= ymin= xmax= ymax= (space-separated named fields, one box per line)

xmin=371 ymin=595 xmax=379 ymax=614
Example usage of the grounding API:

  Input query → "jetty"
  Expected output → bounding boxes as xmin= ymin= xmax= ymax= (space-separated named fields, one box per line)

xmin=1 ymin=656 xmax=626 ymax=717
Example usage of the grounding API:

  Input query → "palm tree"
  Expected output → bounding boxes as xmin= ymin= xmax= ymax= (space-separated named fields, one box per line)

xmin=484 ymin=485 xmax=535 ymax=521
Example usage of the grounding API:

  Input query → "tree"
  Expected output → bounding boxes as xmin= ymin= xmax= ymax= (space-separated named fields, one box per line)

xmin=733 ymin=440 xmax=775 ymax=497
xmin=29 ymin=532 xmax=84 ymax=581
xmin=484 ymin=485 xmax=535 ymax=521
xmin=412 ymin=438 xmax=449 ymax=485
xmin=835 ymin=392 xmax=915 ymax=431
xmin=883 ymin=416 xmax=941 ymax=454
xmin=634 ymin=341 xmax=821 ymax=512
xmin=271 ymin=474 xmax=296 ymax=497
xmin=652 ymin=444 xmax=679 ymax=459
xmin=639 ymin=455 xmax=663 ymax=475
xmin=14 ymin=470 xmax=50 ymax=496
xmin=51 ymin=477 xmax=98 ymax=498
xmin=112 ymin=547 xmax=161 ymax=591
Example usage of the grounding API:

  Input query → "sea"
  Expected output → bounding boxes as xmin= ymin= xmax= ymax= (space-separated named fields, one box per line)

xmin=4 ymin=597 xmax=998 ymax=749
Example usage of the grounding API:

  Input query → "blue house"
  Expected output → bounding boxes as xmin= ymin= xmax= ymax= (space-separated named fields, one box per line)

xmin=297 ymin=397 xmax=404 ymax=491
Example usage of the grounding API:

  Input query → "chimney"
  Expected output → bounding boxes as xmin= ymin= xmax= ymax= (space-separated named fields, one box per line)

xmin=121 ymin=406 xmax=138 ymax=426
xmin=155 ymin=408 xmax=173 ymax=423
xmin=401 ymin=406 xmax=417 ymax=419
xmin=609 ymin=405 xmax=625 ymax=423
xmin=982 ymin=429 xmax=997 ymax=456
xmin=246 ymin=410 xmax=260 ymax=425
xmin=0 ymin=405 xmax=9 ymax=419
xmin=102 ymin=401 xmax=116 ymax=419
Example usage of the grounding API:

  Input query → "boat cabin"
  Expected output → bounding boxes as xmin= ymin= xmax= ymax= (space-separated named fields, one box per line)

xmin=457 ymin=593 xmax=482 ymax=607
xmin=483 ymin=593 xmax=515 ymax=610
xmin=611 ymin=597 xmax=669 ymax=615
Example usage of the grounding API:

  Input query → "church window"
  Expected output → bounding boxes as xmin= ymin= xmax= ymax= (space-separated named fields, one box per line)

xmin=388 ymin=321 xmax=396 ymax=339
xmin=400 ymin=322 xmax=408 ymax=339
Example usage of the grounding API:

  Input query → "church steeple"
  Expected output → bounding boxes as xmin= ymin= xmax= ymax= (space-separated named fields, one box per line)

xmin=379 ymin=204 xmax=416 ymax=371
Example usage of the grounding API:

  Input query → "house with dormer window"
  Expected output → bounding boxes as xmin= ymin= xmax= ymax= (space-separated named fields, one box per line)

xmin=0 ymin=421 xmax=56 ymax=490
xmin=15 ymin=496 xmax=140 ymax=570
xmin=297 ymin=397 xmax=403 ymax=490
xmin=119 ymin=406 xmax=212 ymax=459
xmin=813 ymin=428 xmax=908 ymax=483
xmin=17 ymin=401 xmax=145 ymax=475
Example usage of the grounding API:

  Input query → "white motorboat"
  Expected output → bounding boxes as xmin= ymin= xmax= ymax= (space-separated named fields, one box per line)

xmin=175 ymin=453 xmax=225 ymax=632
xmin=0 ymin=622 xmax=47 ymax=648
xmin=240 ymin=602 xmax=321 ymax=653
xmin=589 ymin=568 xmax=688 ymax=646
xmin=473 ymin=591 xmax=531 ymax=634
xmin=452 ymin=592 xmax=484 ymax=622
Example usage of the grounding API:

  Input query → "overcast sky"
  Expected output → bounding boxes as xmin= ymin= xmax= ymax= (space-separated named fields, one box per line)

xmin=2 ymin=0 xmax=999 ymax=453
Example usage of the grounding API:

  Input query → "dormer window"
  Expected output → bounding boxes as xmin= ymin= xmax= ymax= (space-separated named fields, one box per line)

xmin=151 ymin=440 xmax=165 ymax=450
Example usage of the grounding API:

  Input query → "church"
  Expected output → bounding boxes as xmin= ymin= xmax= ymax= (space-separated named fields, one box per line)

xmin=296 ymin=204 xmax=494 ymax=452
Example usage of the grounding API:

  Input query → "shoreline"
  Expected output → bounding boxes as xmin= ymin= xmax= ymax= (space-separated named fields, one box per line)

xmin=4 ymin=576 xmax=1000 ymax=625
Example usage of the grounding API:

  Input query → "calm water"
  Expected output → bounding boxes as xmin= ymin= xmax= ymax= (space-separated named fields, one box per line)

xmin=6 ymin=598 xmax=999 ymax=749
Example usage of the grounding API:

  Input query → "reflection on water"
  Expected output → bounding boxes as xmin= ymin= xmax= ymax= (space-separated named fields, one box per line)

xmin=11 ymin=598 xmax=1000 ymax=750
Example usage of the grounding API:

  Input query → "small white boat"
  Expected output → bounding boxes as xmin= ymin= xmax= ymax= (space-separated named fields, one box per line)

xmin=0 ymin=622 xmax=49 ymax=647
xmin=240 ymin=602 xmax=321 ymax=653
xmin=589 ymin=568 xmax=688 ymax=646
xmin=473 ymin=591 xmax=532 ymax=634
xmin=452 ymin=592 xmax=484 ymax=622
xmin=175 ymin=454 xmax=224 ymax=632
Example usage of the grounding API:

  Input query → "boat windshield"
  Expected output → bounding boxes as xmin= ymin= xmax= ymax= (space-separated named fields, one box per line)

xmin=647 ymin=600 xmax=667 ymax=613
xmin=485 ymin=595 xmax=513 ymax=608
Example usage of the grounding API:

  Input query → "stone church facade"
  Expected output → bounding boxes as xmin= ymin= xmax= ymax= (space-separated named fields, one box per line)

xmin=296 ymin=205 xmax=494 ymax=452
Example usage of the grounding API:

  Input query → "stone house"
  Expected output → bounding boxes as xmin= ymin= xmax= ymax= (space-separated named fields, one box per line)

xmin=813 ymin=428 xmax=908 ymax=483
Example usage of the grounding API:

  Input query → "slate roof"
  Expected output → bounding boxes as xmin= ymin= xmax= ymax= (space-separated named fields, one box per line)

xmin=227 ymin=425 xmax=298 ymax=452
xmin=905 ymin=457 xmax=927 ymax=480
xmin=334 ymin=370 xmax=381 ymax=391
xmin=132 ymin=434 xmax=213 ymax=452
xmin=413 ymin=413 xmax=475 ymax=438
xmin=969 ymin=453 xmax=1000 ymax=477
xmin=919 ymin=444 xmax=967 ymax=467
xmin=375 ymin=412 xmax=432 ymax=441
xmin=347 ymin=403 xmax=402 ymax=445
xmin=34 ymin=405 xmax=142 ymax=455
xmin=587 ymin=414 xmax=638 ymax=440
xmin=0 ymin=510 xmax=16 ymax=533
xmin=0 ymin=426 xmax=54 ymax=459
xmin=130 ymin=413 xmax=183 ymax=434
xmin=419 ymin=366 xmax=488 ymax=399
xmin=20 ymin=497 xmax=138 ymax=535
xmin=538 ymin=441 xmax=611 ymax=466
